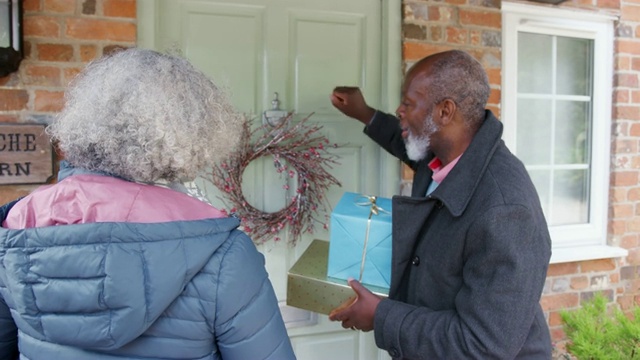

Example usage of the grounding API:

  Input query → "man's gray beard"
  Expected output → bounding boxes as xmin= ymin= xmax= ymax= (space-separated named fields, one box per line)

xmin=405 ymin=114 xmax=438 ymax=161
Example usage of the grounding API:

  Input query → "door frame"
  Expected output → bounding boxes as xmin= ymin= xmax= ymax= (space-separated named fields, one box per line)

xmin=136 ymin=0 xmax=402 ymax=197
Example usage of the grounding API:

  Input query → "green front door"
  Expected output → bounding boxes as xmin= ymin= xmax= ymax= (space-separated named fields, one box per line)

xmin=138 ymin=1 xmax=400 ymax=358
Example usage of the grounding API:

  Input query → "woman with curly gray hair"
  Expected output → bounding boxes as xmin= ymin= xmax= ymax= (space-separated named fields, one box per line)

xmin=0 ymin=48 xmax=296 ymax=360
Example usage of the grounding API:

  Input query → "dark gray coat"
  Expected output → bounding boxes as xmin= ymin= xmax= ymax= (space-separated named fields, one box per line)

xmin=368 ymin=111 xmax=552 ymax=359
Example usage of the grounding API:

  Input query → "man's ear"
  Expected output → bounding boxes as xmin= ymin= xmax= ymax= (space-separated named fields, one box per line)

xmin=435 ymin=99 xmax=457 ymax=126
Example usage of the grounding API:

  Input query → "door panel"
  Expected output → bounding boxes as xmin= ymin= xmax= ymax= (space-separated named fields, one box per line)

xmin=141 ymin=1 xmax=398 ymax=358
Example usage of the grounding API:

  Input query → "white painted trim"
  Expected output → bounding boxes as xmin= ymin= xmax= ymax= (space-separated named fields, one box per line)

xmin=136 ymin=0 xmax=157 ymax=49
xmin=502 ymin=2 xmax=615 ymax=254
xmin=379 ymin=0 xmax=402 ymax=197
xmin=551 ymin=245 xmax=628 ymax=264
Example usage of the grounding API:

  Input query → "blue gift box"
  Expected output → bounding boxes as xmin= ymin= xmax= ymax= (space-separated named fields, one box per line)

xmin=327 ymin=192 xmax=392 ymax=289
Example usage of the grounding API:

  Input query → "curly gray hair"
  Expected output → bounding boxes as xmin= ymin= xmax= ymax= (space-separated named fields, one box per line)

xmin=47 ymin=48 xmax=242 ymax=182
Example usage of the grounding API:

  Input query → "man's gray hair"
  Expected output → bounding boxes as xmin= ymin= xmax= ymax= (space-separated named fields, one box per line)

xmin=47 ymin=48 xmax=242 ymax=183
xmin=427 ymin=50 xmax=490 ymax=129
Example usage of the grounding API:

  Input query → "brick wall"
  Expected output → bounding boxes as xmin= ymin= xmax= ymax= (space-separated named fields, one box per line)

xmin=0 ymin=0 xmax=136 ymax=204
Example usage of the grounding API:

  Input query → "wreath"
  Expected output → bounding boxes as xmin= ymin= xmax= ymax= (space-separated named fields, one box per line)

xmin=209 ymin=113 xmax=342 ymax=246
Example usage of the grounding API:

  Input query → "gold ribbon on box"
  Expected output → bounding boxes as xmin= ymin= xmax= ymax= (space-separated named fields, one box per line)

xmin=355 ymin=195 xmax=390 ymax=282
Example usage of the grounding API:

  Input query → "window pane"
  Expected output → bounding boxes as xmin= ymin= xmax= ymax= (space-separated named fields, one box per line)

xmin=557 ymin=37 xmax=593 ymax=96
xmin=551 ymin=169 xmax=589 ymax=225
xmin=555 ymin=100 xmax=591 ymax=165
xmin=517 ymin=98 xmax=552 ymax=165
xmin=0 ymin=2 xmax=10 ymax=48
xmin=518 ymin=32 xmax=552 ymax=94
xmin=528 ymin=169 xmax=551 ymax=219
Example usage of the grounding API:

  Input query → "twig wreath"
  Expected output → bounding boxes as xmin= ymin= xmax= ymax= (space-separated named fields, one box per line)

xmin=210 ymin=113 xmax=342 ymax=246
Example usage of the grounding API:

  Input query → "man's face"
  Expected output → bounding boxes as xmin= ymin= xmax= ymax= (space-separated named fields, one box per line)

xmin=395 ymin=76 xmax=439 ymax=161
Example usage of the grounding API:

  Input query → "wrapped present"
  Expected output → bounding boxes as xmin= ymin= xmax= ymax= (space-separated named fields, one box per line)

xmin=327 ymin=192 xmax=392 ymax=289
xmin=287 ymin=239 xmax=388 ymax=315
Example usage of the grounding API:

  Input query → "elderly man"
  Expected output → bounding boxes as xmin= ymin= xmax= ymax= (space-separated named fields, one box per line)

xmin=329 ymin=50 xmax=552 ymax=359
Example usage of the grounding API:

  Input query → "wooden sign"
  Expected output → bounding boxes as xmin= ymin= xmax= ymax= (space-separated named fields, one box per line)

xmin=0 ymin=124 xmax=54 ymax=185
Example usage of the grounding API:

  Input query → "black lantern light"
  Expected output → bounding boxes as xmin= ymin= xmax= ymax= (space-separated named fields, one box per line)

xmin=0 ymin=0 xmax=23 ymax=78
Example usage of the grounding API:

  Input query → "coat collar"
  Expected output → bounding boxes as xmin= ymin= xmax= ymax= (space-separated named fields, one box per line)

xmin=428 ymin=110 xmax=503 ymax=217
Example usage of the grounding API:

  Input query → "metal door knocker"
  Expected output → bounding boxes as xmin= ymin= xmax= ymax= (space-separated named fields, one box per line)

xmin=262 ymin=92 xmax=289 ymax=127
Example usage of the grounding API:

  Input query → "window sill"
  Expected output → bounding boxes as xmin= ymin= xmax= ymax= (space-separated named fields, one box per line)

xmin=550 ymin=245 xmax=628 ymax=264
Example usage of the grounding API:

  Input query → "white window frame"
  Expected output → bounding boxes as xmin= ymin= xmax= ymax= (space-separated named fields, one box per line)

xmin=502 ymin=2 xmax=626 ymax=263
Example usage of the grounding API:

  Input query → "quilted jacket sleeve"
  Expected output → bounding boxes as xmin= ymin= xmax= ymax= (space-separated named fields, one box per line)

xmin=214 ymin=231 xmax=296 ymax=360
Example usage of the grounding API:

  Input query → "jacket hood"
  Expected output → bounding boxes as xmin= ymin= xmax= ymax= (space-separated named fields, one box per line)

xmin=0 ymin=194 xmax=241 ymax=351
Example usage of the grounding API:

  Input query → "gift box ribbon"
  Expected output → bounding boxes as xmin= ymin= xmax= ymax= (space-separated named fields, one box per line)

xmin=355 ymin=195 xmax=391 ymax=283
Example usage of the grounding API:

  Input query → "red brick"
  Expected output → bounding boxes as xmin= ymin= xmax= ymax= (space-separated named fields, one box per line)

xmin=65 ymin=18 xmax=136 ymax=42
xmin=627 ymin=248 xmax=640 ymax=265
xmin=34 ymin=90 xmax=64 ymax=112
xmin=614 ymin=139 xmax=638 ymax=153
xmin=104 ymin=0 xmax=136 ymax=18
xmin=615 ymin=73 xmax=639 ymax=88
xmin=617 ymin=39 xmax=640 ymax=55
xmin=612 ymin=203 xmax=634 ymax=218
xmin=0 ymin=115 xmax=19 ymax=123
xmin=609 ymin=219 xmax=627 ymax=235
xmin=445 ymin=0 xmax=466 ymax=5
xmin=486 ymin=68 xmax=501 ymax=87
xmin=613 ymin=105 xmax=640 ymax=120
xmin=628 ymin=217 xmax=640 ymax=232
xmin=469 ymin=30 xmax=481 ymax=46
xmin=616 ymin=55 xmax=630 ymax=71
xmin=620 ymin=234 xmax=639 ymax=248
xmin=628 ymin=123 xmax=640 ymax=136
xmin=488 ymin=88 xmax=500 ymax=105
xmin=37 ymin=43 xmax=74 ymax=62
xmin=44 ymin=0 xmax=75 ymax=14
xmin=612 ymin=171 xmax=640 ymax=186
xmin=80 ymin=45 xmax=97 ymax=62
xmin=549 ymin=326 xmax=566 ymax=343
xmin=428 ymin=6 xmax=454 ymax=22
xmin=24 ymin=15 xmax=61 ymax=38
xmin=548 ymin=262 xmax=579 ymax=276
xmin=63 ymin=67 xmax=83 ymax=85
xmin=540 ymin=293 xmax=580 ymax=311
xmin=548 ymin=311 xmax=564 ymax=326
xmin=403 ymin=42 xmax=452 ymax=61
xmin=597 ymin=0 xmax=620 ymax=8
xmin=0 ymin=89 xmax=29 ymax=111
xmin=633 ymin=90 xmax=640 ymax=103
xmin=429 ymin=26 xmax=444 ymax=42
xmin=459 ymin=8 xmax=501 ymax=28
xmin=621 ymin=4 xmax=640 ymax=21
xmin=23 ymin=0 xmax=42 ymax=12
xmin=570 ymin=276 xmax=589 ymax=290
xmin=21 ymin=65 xmax=61 ymax=87
xmin=446 ymin=27 xmax=467 ymax=44
xmin=580 ymin=258 xmax=617 ymax=272
xmin=611 ymin=187 xmax=627 ymax=202
xmin=614 ymin=89 xmax=630 ymax=103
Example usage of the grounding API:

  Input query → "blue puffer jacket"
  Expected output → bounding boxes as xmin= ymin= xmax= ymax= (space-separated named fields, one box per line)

xmin=0 ymin=167 xmax=296 ymax=360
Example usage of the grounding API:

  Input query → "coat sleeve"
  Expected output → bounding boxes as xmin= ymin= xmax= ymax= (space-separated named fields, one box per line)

xmin=214 ymin=231 xmax=296 ymax=360
xmin=374 ymin=204 xmax=551 ymax=359
xmin=364 ymin=111 xmax=419 ymax=170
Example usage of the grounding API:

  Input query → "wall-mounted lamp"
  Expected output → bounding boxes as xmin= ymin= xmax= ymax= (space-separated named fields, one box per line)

xmin=0 ymin=0 xmax=23 ymax=77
